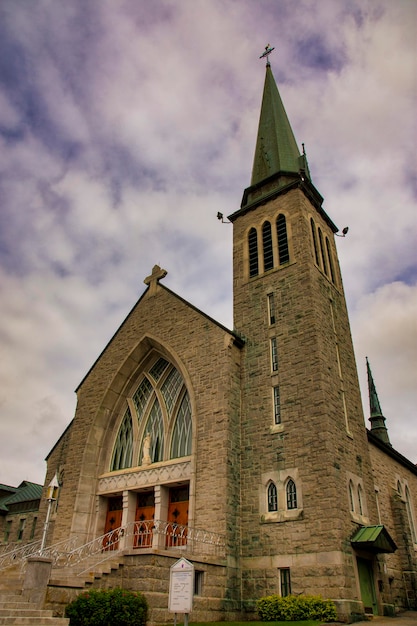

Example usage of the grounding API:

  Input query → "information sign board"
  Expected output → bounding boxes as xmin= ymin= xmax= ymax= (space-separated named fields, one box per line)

xmin=168 ymin=557 xmax=194 ymax=613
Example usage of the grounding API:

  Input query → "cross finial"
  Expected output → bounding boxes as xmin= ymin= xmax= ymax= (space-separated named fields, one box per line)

xmin=144 ymin=264 xmax=167 ymax=295
xmin=259 ymin=44 xmax=275 ymax=66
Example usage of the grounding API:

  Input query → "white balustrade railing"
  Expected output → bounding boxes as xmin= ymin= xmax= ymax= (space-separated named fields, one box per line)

xmin=0 ymin=539 xmax=42 ymax=571
xmin=0 ymin=520 xmax=226 ymax=573
xmin=54 ymin=519 xmax=226 ymax=569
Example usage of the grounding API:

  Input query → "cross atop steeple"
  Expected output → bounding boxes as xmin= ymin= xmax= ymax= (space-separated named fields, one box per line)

xmin=259 ymin=44 xmax=275 ymax=66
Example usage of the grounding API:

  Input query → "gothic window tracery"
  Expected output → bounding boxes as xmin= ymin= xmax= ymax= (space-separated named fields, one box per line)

xmin=110 ymin=358 xmax=192 ymax=471
xmin=171 ymin=393 xmax=192 ymax=459
xmin=111 ymin=409 xmax=133 ymax=471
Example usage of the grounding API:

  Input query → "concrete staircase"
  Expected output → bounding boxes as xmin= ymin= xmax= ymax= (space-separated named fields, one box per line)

xmin=49 ymin=551 xmax=125 ymax=588
xmin=0 ymin=566 xmax=69 ymax=625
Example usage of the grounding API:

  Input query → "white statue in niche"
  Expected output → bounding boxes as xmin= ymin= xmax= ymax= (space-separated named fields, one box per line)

xmin=142 ymin=433 xmax=152 ymax=466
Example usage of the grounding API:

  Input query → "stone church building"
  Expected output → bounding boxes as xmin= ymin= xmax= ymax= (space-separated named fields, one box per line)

xmin=3 ymin=60 xmax=416 ymax=622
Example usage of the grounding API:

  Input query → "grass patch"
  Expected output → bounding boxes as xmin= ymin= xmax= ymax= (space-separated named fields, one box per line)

xmin=170 ymin=622 xmax=322 ymax=626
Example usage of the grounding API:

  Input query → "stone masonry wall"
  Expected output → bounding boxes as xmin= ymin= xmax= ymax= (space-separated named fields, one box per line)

xmin=232 ymin=185 xmax=378 ymax=610
xmin=369 ymin=441 xmax=417 ymax=609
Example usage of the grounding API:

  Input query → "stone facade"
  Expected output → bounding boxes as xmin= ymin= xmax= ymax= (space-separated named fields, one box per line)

xmin=4 ymin=64 xmax=416 ymax=623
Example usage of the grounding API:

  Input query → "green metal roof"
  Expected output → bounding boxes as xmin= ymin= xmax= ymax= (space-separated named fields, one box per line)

xmin=351 ymin=525 xmax=397 ymax=553
xmin=251 ymin=64 xmax=308 ymax=186
xmin=0 ymin=481 xmax=42 ymax=512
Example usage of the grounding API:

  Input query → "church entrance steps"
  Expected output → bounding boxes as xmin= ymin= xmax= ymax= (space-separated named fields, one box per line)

xmin=49 ymin=551 xmax=125 ymax=587
xmin=0 ymin=591 xmax=69 ymax=625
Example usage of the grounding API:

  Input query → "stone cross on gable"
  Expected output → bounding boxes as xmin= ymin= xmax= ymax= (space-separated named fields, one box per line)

xmin=144 ymin=264 xmax=167 ymax=295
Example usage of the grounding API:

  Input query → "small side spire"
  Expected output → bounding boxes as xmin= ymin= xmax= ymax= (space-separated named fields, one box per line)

xmin=367 ymin=357 xmax=391 ymax=446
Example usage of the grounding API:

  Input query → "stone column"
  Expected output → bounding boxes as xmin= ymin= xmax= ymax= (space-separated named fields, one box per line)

xmin=119 ymin=490 xmax=136 ymax=549
xmin=22 ymin=556 xmax=53 ymax=607
xmin=153 ymin=485 xmax=169 ymax=549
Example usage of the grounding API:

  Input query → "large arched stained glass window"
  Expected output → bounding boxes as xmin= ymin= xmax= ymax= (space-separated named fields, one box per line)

xmin=111 ymin=408 xmax=133 ymax=471
xmin=110 ymin=357 xmax=193 ymax=471
xmin=141 ymin=400 xmax=164 ymax=463
xmin=171 ymin=393 xmax=192 ymax=459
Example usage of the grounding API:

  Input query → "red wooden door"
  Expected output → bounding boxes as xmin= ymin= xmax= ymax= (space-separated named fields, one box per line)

xmin=166 ymin=485 xmax=189 ymax=547
xmin=103 ymin=496 xmax=123 ymax=551
xmin=134 ymin=491 xmax=155 ymax=548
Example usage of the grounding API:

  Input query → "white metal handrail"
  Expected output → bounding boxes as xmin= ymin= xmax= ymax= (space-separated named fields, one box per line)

xmin=53 ymin=519 xmax=226 ymax=569
xmin=0 ymin=520 xmax=226 ymax=573
xmin=0 ymin=539 xmax=42 ymax=571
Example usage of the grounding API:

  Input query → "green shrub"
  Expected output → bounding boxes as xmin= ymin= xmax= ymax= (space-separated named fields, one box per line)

xmin=65 ymin=587 xmax=148 ymax=626
xmin=256 ymin=594 xmax=337 ymax=622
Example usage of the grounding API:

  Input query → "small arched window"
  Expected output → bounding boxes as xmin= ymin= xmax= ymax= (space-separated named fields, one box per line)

xmin=286 ymin=479 xmax=297 ymax=510
xmin=397 ymin=480 xmax=402 ymax=496
xmin=262 ymin=221 xmax=274 ymax=271
xmin=357 ymin=484 xmax=364 ymax=516
xmin=111 ymin=409 xmax=133 ymax=471
xmin=349 ymin=480 xmax=355 ymax=512
xmin=310 ymin=218 xmax=320 ymax=266
xmin=405 ymin=487 xmax=417 ymax=543
xmin=248 ymin=227 xmax=259 ymax=277
xmin=276 ymin=214 xmax=290 ymax=265
xmin=267 ymin=482 xmax=278 ymax=512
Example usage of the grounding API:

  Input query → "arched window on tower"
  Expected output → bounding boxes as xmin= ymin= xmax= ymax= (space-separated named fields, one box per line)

xmin=286 ymin=479 xmax=297 ymax=510
xmin=262 ymin=221 xmax=274 ymax=271
xmin=325 ymin=237 xmax=336 ymax=284
xmin=310 ymin=218 xmax=320 ymax=266
xmin=111 ymin=408 xmax=133 ymax=471
xmin=248 ymin=227 xmax=259 ymax=277
xmin=318 ymin=227 xmax=328 ymax=276
xmin=405 ymin=487 xmax=417 ymax=543
xmin=276 ymin=214 xmax=290 ymax=265
xmin=267 ymin=482 xmax=278 ymax=512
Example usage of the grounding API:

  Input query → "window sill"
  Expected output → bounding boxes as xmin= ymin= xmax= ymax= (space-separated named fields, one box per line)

xmin=270 ymin=423 xmax=284 ymax=434
xmin=261 ymin=509 xmax=303 ymax=523
xmin=350 ymin=512 xmax=369 ymax=525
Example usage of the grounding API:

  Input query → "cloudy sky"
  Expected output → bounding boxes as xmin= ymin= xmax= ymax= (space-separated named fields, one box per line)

xmin=0 ymin=0 xmax=416 ymax=487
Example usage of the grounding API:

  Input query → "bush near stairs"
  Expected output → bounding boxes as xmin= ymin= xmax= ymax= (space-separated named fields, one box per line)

xmin=65 ymin=588 xmax=148 ymax=626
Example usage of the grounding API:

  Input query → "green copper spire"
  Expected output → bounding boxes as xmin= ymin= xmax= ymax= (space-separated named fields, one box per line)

xmin=367 ymin=357 xmax=391 ymax=446
xmin=232 ymin=52 xmax=335 ymax=227
xmin=251 ymin=63 xmax=309 ymax=186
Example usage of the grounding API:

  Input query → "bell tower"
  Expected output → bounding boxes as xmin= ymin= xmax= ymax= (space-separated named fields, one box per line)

xmin=229 ymin=56 xmax=379 ymax=615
